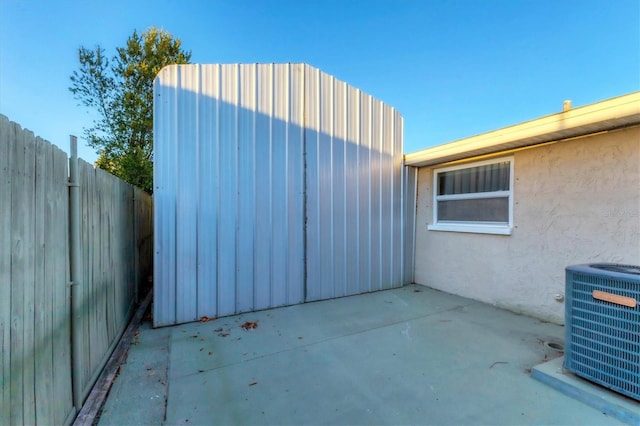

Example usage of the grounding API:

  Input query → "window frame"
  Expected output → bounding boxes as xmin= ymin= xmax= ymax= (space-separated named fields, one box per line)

xmin=428 ymin=156 xmax=514 ymax=235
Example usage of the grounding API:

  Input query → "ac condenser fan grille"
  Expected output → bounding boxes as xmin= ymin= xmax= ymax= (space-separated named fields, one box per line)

xmin=565 ymin=264 xmax=640 ymax=401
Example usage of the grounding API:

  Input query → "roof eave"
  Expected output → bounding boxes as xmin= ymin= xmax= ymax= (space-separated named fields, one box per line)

xmin=404 ymin=92 xmax=640 ymax=167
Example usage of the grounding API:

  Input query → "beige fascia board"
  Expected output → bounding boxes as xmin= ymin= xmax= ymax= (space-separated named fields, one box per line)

xmin=405 ymin=92 xmax=640 ymax=167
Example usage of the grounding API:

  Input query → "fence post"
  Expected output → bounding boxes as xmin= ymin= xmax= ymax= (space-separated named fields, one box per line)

xmin=133 ymin=189 xmax=139 ymax=303
xmin=68 ymin=136 xmax=83 ymax=412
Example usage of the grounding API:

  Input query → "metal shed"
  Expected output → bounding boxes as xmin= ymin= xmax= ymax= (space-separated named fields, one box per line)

xmin=153 ymin=63 xmax=415 ymax=327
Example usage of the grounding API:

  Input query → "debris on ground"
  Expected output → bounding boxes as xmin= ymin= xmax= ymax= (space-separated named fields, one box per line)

xmin=218 ymin=332 xmax=229 ymax=337
xmin=200 ymin=316 xmax=215 ymax=322
xmin=248 ymin=381 xmax=258 ymax=386
xmin=142 ymin=310 xmax=153 ymax=322
xmin=241 ymin=321 xmax=258 ymax=330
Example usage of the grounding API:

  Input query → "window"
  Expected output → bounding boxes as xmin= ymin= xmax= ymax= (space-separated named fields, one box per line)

xmin=428 ymin=157 xmax=514 ymax=235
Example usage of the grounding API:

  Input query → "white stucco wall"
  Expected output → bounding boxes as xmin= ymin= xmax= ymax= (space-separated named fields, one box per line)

xmin=413 ymin=126 xmax=640 ymax=324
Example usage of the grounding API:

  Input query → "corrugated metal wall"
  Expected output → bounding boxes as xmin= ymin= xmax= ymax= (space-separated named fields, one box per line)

xmin=303 ymin=65 xmax=406 ymax=300
xmin=154 ymin=64 xmax=414 ymax=327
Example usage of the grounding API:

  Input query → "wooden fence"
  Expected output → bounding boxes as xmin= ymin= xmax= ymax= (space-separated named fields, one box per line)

xmin=0 ymin=115 xmax=153 ymax=425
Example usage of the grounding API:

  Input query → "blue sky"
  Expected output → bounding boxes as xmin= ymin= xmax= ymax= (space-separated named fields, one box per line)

xmin=1 ymin=0 xmax=638 ymax=163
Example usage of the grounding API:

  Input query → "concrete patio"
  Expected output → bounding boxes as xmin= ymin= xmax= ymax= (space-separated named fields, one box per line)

xmin=97 ymin=284 xmax=627 ymax=425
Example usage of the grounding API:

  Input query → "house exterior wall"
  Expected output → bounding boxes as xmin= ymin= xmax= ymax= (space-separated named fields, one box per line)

xmin=414 ymin=126 xmax=640 ymax=324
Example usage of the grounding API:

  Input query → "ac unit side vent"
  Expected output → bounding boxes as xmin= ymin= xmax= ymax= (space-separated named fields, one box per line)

xmin=565 ymin=264 xmax=640 ymax=401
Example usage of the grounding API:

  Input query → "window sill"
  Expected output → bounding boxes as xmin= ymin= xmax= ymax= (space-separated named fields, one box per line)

xmin=427 ymin=223 xmax=512 ymax=236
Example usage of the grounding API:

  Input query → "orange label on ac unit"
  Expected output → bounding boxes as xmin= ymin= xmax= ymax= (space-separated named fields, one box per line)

xmin=592 ymin=290 xmax=637 ymax=308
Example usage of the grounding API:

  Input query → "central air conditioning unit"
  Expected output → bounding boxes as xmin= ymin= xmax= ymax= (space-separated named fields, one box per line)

xmin=564 ymin=263 xmax=640 ymax=401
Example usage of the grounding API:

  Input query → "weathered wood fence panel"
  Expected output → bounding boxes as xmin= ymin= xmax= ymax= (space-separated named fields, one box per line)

xmin=0 ymin=116 xmax=74 ymax=425
xmin=134 ymin=186 xmax=154 ymax=298
xmin=0 ymin=116 xmax=9 ymax=424
xmin=76 ymin=162 xmax=139 ymax=401
xmin=0 ymin=115 xmax=153 ymax=425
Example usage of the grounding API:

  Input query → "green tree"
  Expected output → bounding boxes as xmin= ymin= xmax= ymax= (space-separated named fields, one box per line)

xmin=70 ymin=27 xmax=191 ymax=192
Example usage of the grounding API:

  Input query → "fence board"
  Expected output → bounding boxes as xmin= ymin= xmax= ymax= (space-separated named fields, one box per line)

xmin=93 ymin=163 xmax=103 ymax=388
xmin=0 ymin=115 xmax=13 ymax=424
xmin=102 ymin=168 xmax=115 ymax=349
xmin=34 ymin=136 xmax=53 ymax=424
xmin=79 ymin=160 xmax=93 ymax=394
xmin=114 ymin=181 xmax=124 ymax=332
xmin=10 ymin=120 xmax=26 ymax=426
xmin=48 ymin=143 xmax=73 ymax=424
xmin=121 ymin=183 xmax=135 ymax=320
xmin=22 ymin=124 xmax=37 ymax=425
